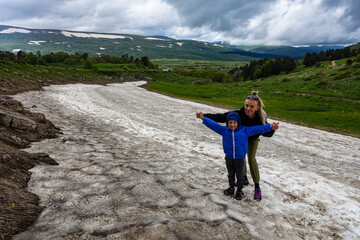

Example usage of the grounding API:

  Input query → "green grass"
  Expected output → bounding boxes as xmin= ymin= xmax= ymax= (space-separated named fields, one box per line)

xmin=152 ymin=59 xmax=247 ymax=71
xmin=143 ymin=59 xmax=360 ymax=137
xmin=1 ymin=59 xmax=359 ymax=137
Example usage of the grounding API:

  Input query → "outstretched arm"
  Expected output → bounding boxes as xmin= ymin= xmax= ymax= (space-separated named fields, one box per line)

xmin=196 ymin=112 xmax=204 ymax=120
xmin=270 ymin=122 xmax=279 ymax=130
xmin=203 ymin=117 xmax=227 ymax=135
xmin=245 ymin=122 xmax=279 ymax=137
xmin=197 ymin=112 xmax=226 ymax=135
xmin=203 ymin=111 xmax=232 ymax=123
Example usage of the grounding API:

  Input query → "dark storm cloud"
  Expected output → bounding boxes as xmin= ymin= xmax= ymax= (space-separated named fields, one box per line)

xmin=0 ymin=0 xmax=359 ymax=45
xmin=164 ymin=0 xmax=360 ymax=45
xmin=163 ymin=0 xmax=277 ymax=31
xmin=0 ymin=1 xmax=59 ymax=20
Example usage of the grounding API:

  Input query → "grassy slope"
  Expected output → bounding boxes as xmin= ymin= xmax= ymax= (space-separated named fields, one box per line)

xmin=1 ymin=59 xmax=359 ymax=137
xmin=0 ymin=31 xmax=256 ymax=61
xmin=143 ymin=59 xmax=360 ymax=137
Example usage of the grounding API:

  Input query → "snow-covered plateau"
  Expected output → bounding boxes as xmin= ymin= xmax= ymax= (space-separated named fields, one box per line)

xmin=13 ymin=82 xmax=360 ymax=239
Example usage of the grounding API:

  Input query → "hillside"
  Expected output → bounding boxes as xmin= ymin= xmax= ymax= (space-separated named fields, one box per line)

xmin=143 ymin=58 xmax=360 ymax=137
xmin=0 ymin=25 xmax=344 ymax=62
xmin=0 ymin=25 xmax=262 ymax=61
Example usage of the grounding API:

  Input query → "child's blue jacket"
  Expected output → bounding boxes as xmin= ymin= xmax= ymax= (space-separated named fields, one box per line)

xmin=203 ymin=117 xmax=271 ymax=159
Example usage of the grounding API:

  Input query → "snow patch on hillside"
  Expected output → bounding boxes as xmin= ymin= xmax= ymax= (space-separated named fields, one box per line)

xmin=145 ymin=37 xmax=170 ymax=41
xmin=28 ymin=40 xmax=46 ymax=45
xmin=212 ymin=43 xmax=224 ymax=47
xmin=61 ymin=31 xmax=130 ymax=40
xmin=0 ymin=28 xmax=31 ymax=34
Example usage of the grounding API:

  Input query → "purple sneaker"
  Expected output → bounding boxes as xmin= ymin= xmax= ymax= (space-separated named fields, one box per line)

xmin=254 ymin=188 xmax=262 ymax=201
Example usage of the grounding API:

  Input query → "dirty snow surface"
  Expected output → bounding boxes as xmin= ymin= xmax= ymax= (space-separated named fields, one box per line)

xmin=13 ymin=82 xmax=360 ymax=240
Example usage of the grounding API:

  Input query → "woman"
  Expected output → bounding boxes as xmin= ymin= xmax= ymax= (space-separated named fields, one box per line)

xmin=196 ymin=91 xmax=274 ymax=201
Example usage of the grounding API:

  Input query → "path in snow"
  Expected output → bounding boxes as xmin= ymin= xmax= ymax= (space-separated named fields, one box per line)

xmin=13 ymin=82 xmax=360 ymax=239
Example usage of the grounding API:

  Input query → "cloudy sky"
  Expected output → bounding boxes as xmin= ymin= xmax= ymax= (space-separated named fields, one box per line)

xmin=1 ymin=0 xmax=359 ymax=45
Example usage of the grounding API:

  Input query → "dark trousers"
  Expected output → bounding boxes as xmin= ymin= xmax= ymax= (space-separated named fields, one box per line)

xmin=225 ymin=156 xmax=245 ymax=190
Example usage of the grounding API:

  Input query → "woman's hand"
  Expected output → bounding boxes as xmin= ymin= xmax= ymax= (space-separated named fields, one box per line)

xmin=196 ymin=112 xmax=204 ymax=120
xmin=270 ymin=122 xmax=279 ymax=130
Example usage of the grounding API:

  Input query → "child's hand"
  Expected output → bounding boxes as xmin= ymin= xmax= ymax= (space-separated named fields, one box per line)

xmin=196 ymin=112 xmax=204 ymax=120
xmin=270 ymin=122 xmax=279 ymax=130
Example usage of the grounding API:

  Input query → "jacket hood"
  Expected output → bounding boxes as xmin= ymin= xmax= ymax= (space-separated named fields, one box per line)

xmin=226 ymin=112 xmax=241 ymax=128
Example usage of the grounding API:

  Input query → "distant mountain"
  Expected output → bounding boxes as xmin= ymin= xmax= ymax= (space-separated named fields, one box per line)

xmin=0 ymin=25 xmax=348 ymax=61
xmin=220 ymin=48 xmax=287 ymax=59
xmin=247 ymin=45 xmax=346 ymax=59
xmin=0 ymin=25 xmax=260 ymax=61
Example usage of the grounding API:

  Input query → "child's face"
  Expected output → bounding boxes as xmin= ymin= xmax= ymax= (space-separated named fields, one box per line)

xmin=228 ymin=120 xmax=238 ymax=130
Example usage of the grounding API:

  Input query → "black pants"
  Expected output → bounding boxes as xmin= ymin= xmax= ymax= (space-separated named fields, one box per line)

xmin=225 ymin=156 xmax=245 ymax=190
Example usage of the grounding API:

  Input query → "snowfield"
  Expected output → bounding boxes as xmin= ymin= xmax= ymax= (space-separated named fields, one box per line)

xmin=61 ymin=31 xmax=131 ymax=40
xmin=13 ymin=82 xmax=360 ymax=240
xmin=0 ymin=28 xmax=31 ymax=34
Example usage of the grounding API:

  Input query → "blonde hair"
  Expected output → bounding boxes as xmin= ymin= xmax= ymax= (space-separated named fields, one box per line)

xmin=249 ymin=91 xmax=267 ymax=124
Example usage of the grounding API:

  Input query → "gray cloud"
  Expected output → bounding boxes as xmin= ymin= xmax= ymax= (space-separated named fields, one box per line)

xmin=164 ymin=0 xmax=360 ymax=45
xmin=0 ymin=0 xmax=359 ymax=45
xmin=163 ymin=0 xmax=276 ymax=30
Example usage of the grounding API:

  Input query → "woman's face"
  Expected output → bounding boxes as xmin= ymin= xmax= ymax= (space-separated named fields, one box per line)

xmin=244 ymin=99 xmax=260 ymax=118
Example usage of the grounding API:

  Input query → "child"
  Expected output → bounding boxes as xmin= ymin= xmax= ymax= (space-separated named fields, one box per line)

xmin=197 ymin=111 xmax=279 ymax=200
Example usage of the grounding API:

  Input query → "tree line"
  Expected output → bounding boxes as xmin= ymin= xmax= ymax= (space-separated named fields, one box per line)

xmin=228 ymin=57 xmax=297 ymax=81
xmin=303 ymin=45 xmax=360 ymax=67
xmin=0 ymin=50 xmax=158 ymax=69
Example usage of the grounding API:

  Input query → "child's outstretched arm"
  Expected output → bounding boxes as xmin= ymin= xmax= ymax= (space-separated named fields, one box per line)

xmin=196 ymin=113 xmax=226 ymax=135
xmin=245 ymin=122 xmax=279 ymax=137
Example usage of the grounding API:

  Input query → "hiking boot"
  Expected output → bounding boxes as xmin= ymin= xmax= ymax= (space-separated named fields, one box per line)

xmin=254 ymin=188 xmax=262 ymax=201
xmin=223 ymin=187 xmax=235 ymax=196
xmin=235 ymin=177 xmax=249 ymax=187
xmin=244 ymin=176 xmax=249 ymax=186
xmin=235 ymin=190 xmax=244 ymax=200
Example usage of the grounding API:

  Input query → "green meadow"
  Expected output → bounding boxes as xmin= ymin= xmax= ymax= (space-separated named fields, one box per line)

xmin=1 ymin=58 xmax=359 ymax=137
xmin=142 ymin=59 xmax=360 ymax=137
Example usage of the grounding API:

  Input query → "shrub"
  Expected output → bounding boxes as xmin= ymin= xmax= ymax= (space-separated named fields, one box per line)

xmin=355 ymin=53 xmax=360 ymax=63
xmin=346 ymin=59 xmax=353 ymax=66
xmin=84 ymin=60 xmax=94 ymax=69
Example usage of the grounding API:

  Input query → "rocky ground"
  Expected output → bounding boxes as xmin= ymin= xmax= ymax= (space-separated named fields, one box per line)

xmin=0 ymin=89 xmax=59 ymax=239
xmin=0 ymin=76 xmax=139 ymax=240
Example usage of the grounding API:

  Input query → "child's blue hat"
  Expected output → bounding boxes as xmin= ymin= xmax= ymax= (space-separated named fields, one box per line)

xmin=226 ymin=112 xmax=241 ymax=126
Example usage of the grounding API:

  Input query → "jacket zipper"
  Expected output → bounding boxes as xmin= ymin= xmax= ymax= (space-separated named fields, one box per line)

xmin=232 ymin=130 xmax=235 ymax=159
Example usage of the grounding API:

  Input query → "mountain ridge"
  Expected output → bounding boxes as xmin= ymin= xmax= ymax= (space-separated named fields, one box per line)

xmin=0 ymin=25 xmax=347 ymax=61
